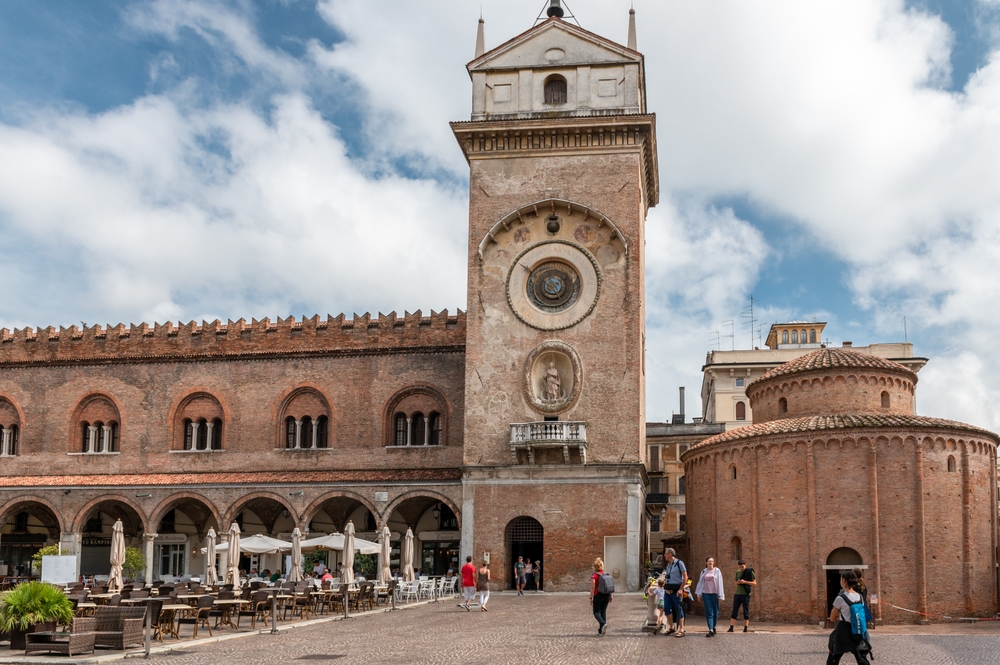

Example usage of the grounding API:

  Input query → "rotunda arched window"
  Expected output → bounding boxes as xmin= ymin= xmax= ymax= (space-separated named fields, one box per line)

xmin=779 ymin=397 xmax=788 ymax=414
xmin=880 ymin=391 xmax=890 ymax=409
xmin=947 ymin=456 xmax=956 ymax=473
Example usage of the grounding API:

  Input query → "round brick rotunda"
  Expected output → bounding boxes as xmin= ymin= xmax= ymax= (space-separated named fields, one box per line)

xmin=682 ymin=348 xmax=999 ymax=623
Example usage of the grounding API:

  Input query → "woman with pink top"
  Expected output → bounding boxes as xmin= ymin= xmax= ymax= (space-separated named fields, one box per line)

xmin=695 ymin=557 xmax=725 ymax=637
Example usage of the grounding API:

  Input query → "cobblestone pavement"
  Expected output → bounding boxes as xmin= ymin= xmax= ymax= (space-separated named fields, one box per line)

xmin=140 ymin=594 xmax=998 ymax=665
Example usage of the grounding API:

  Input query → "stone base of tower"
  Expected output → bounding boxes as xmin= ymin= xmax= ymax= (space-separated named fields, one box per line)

xmin=462 ymin=464 xmax=646 ymax=592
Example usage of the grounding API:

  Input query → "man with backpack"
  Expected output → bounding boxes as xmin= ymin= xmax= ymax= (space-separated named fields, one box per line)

xmin=728 ymin=559 xmax=756 ymax=632
xmin=827 ymin=570 xmax=873 ymax=664
xmin=662 ymin=548 xmax=687 ymax=637
xmin=590 ymin=557 xmax=614 ymax=635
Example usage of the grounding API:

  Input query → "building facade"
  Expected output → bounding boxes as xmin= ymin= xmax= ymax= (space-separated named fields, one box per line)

xmin=684 ymin=349 xmax=999 ymax=623
xmin=702 ymin=322 xmax=928 ymax=430
xmin=0 ymin=6 xmax=654 ymax=592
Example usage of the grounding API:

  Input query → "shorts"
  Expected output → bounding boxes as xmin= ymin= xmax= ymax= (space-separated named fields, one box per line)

xmin=731 ymin=594 xmax=751 ymax=620
xmin=662 ymin=590 xmax=684 ymax=620
xmin=517 ymin=575 xmax=526 ymax=585
xmin=462 ymin=586 xmax=477 ymax=602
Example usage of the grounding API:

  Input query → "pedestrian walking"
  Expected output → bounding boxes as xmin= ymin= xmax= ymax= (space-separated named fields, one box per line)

xmin=524 ymin=560 xmax=534 ymax=589
xmin=476 ymin=560 xmax=491 ymax=611
xmin=695 ymin=557 xmax=725 ymax=637
xmin=727 ymin=559 xmax=756 ymax=632
xmin=460 ymin=556 xmax=477 ymax=611
xmin=827 ymin=570 xmax=872 ymax=664
xmin=852 ymin=567 xmax=874 ymax=628
xmin=590 ymin=557 xmax=614 ymax=635
xmin=662 ymin=548 xmax=687 ymax=637
xmin=533 ymin=560 xmax=541 ymax=592
xmin=514 ymin=556 xmax=527 ymax=596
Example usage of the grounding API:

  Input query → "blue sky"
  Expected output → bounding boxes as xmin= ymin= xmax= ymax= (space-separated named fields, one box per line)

xmin=2 ymin=0 xmax=1000 ymax=426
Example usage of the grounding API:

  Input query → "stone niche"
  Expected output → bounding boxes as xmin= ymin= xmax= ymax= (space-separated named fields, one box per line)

xmin=522 ymin=341 xmax=582 ymax=415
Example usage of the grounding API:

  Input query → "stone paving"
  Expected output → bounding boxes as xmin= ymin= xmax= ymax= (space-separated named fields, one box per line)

xmin=107 ymin=592 xmax=1000 ymax=665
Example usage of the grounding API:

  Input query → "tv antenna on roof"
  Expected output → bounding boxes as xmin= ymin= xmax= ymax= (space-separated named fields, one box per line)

xmin=536 ymin=0 xmax=581 ymax=26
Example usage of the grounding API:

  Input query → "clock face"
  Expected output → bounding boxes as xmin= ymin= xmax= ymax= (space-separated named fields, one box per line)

xmin=506 ymin=241 xmax=601 ymax=331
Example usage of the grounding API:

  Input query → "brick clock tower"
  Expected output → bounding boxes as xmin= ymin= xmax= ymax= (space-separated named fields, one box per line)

xmin=452 ymin=4 xmax=658 ymax=591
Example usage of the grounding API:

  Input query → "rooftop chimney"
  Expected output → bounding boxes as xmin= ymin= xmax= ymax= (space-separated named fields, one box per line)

xmin=547 ymin=0 xmax=565 ymax=19
xmin=672 ymin=387 xmax=686 ymax=425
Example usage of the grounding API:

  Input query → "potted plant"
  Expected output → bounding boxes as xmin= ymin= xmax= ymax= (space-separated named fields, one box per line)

xmin=0 ymin=581 xmax=75 ymax=650
xmin=122 ymin=547 xmax=146 ymax=583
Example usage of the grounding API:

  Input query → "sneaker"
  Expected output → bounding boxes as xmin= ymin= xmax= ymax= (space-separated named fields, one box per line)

xmin=464 ymin=604 xmax=471 ymax=612
xmin=601 ymin=623 xmax=607 ymax=635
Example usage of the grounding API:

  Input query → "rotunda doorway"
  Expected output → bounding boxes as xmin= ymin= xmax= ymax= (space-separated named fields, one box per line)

xmin=825 ymin=547 xmax=864 ymax=614
xmin=505 ymin=517 xmax=543 ymax=591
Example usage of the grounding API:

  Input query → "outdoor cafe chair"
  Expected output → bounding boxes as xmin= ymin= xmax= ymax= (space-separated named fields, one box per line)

xmin=108 ymin=594 xmax=121 ymax=607
xmin=146 ymin=599 xmax=165 ymax=642
xmin=418 ymin=579 xmax=434 ymax=600
xmin=176 ymin=595 xmax=214 ymax=639
xmin=282 ymin=589 xmax=313 ymax=621
xmin=131 ymin=589 xmax=149 ymax=599
xmin=237 ymin=591 xmax=270 ymax=630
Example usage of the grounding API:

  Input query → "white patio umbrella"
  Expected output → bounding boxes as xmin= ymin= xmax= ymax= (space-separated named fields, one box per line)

xmin=209 ymin=534 xmax=291 ymax=555
xmin=298 ymin=533 xmax=380 ymax=554
xmin=226 ymin=522 xmax=241 ymax=586
xmin=402 ymin=528 xmax=415 ymax=582
xmin=107 ymin=520 xmax=125 ymax=592
xmin=289 ymin=528 xmax=303 ymax=582
xmin=342 ymin=521 xmax=356 ymax=584
xmin=377 ymin=526 xmax=391 ymax=584
xmin=205 ymin=528 xmax=218 ymax=586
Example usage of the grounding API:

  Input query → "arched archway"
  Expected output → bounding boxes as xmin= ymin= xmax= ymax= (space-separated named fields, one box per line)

xmin=149 ymin=494 xmax=221 ymax=580
xmin=505 ymin=516 xmax=544 ymax=591
xmin=0 ymin=499 xmax=63 ymax=577
xmin=825 ymin=547 xmax=864 ymax=613
xmin=383 ymin=494 xmax=461 ymax=578
xmin=74 ymin=498 xmax=146 ymax=577
xmin=225 ymin=494 xmax=298 ymax=579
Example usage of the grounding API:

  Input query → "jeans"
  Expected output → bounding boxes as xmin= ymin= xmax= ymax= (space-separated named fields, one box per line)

xmin=593 ymin=592 xmax=610 ymax=630
xmin=702 ymin=593 xmax=719 ymax=633
xmin=663 ymin=590 xmax=684 ymax=622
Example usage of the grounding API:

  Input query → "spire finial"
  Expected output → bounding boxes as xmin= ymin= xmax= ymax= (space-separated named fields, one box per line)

xmin=627 ymin=4 xmax=637 ymax=51
xmin=475 ymin=15 xmax=486 ymax=58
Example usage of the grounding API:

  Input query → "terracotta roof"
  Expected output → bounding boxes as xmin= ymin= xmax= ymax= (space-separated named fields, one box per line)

xmin=688 ymin=415 xmax=998 ymax=453
xmin=752 ymin=348 xmax=917 ymax=385
xmin=0 ymin=469 xmax=462 ymax=488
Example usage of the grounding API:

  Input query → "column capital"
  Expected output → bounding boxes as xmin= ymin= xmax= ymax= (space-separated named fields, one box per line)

xmin=143 ymin=532 xmax=158 ymax=543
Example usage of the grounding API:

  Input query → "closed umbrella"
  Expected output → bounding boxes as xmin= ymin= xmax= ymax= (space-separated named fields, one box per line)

xmin=402 ymin=528 xmax=414 ymax=582
xmin=226 ymin=522 xmax=241 ymax=586
xmin=377 ymin=526 xmax=391 ymax=584
xmin=108 ymin=520 xmax=125 ymax=592
xmin=342 ymin=521 xmax=355 ymax=585
xmin=205 ymin=528 xmax=218 ymax=586
xmin=289 ymin=528 xmax=303 ymax=583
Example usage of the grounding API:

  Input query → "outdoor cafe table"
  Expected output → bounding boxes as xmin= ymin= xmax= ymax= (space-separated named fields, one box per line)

xmin=159 ymin=603 xmax=191 ymax=640
xmin=176 ymin=593 xmax=214 ymax=606
xmin=211 ymin=599 xmax=250 ymax=630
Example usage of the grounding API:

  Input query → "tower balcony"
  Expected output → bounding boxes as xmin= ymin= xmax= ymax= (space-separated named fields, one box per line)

xmin=509 ymin=421 xmax=587 ymax=465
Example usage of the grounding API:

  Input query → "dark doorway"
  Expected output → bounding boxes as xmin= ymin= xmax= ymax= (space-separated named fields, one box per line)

xmin=505 ymin=517 xmax=543 ymax=590
xmin=825 ymin=547 xmax=863 ymax=613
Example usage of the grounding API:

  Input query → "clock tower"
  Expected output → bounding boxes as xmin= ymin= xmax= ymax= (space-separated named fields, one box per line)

xmin=452 ymin=3 xmax=658 ymax=591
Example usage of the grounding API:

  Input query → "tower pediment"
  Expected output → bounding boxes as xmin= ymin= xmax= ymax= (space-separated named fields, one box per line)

xmin=469 ymin=19 xmax=640 ymax=73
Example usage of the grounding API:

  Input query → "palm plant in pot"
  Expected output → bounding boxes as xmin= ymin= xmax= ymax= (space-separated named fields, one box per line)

xmin=0 ymin=581 xmax=74 ymax=650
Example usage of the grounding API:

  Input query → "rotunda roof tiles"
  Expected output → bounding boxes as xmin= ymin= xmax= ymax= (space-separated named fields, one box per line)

xmin=752 ymin=348 xmax=917 ymax=386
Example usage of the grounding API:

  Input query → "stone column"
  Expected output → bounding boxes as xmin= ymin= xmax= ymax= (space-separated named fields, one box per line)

xmin=405 ymin=418 xmax=413 ymax=447
xmin=144 ymin=533 xmax=158 ymax=587
xmin=1 ymin=429 xmax=10 ymax=456
xmin=102 ymin=425 xmax=112 ymax=453
xmin=626 ymin=483 xmax=643 ymax=592
xmin=189 ymin=421 xmax=199 ymax=450
xmin=311 ymin=420 xmax=319 ymax=449
xmin=88 ymin=426 xmax=98 ymax=453
xmin=294 ymin=420 xmax=302 ymax=449
xmin=205 ymin=421 xmax=214 ymax=449
xmin=915 ymin=438 xmax=929 ymax=623
xmin=424 ymin=418 xmax=430 ymax=447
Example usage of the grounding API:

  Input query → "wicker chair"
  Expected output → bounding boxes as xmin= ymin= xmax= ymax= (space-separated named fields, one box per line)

xmin=176 ymin=595 xmax=214 ymax=639
xmin=25 ymin=617 xmax=96 ymax=657
xmin=146 ymin=599 xmax=164 ymax=642
xmin=94 ymin=606 xmax=145 ymax=650
xmin=237 ymin=591 xmax=270 ymax=630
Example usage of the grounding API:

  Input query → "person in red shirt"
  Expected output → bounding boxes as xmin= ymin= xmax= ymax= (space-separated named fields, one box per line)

xmin=460 ymin=555 xmax=478 ymax=611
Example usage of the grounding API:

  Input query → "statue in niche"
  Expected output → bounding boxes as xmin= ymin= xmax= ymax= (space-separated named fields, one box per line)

xmin=543 ymin=361 xmax=563 ymax=402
